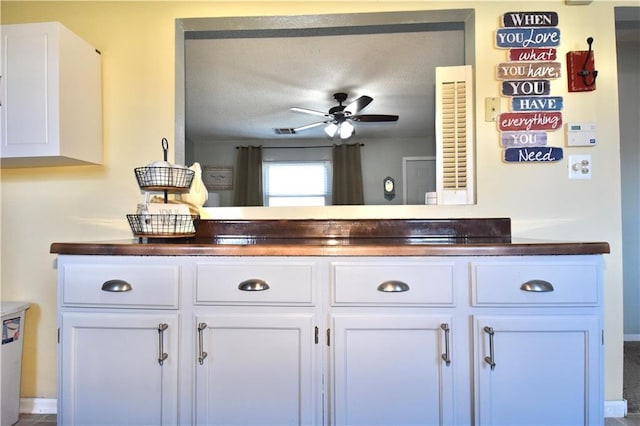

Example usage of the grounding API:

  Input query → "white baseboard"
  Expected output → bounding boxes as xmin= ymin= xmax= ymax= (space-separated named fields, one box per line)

xmin=605 ymin=400 xmax=628 ymax=418
xmin=19 ymin=398 xmax=57 ymax=414
xmin=624 ymin=334 xmax=640 ymax=341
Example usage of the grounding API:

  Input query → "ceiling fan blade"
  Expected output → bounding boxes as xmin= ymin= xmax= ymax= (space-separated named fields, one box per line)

xmin=291 ymin=107 xmax=331 ymax=118
xmin=351 ymin=114 xmax=399 ymax=122
xmin=344 ymin=95 xmax=373 ymax=115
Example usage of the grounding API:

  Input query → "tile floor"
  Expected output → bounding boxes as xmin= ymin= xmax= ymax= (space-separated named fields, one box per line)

xmin=12 ymin=412 xmax=640 ymax=425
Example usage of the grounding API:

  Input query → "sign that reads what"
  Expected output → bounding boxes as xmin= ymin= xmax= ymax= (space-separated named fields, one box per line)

xmin=509 ymin=48 xmax=556 ymax=61
xmin=501 ymin=80 xmax=551 ymax=97
xmin=496 ymin=28 xmax=560 ymax=48
xmin=504 ymin=147 xmax=563 ymax=163
xmin=502 ymin=11 xmax=559 ymax=28
xmin=499 ymin=112 xmax=562 ymax=131
xmin=496 ymin=61 xmax=561 ymax=80
xmin=501 ymin=131 xmax=548 ymax=147
xmin=512 ymin=96 xmax=563 ymax=111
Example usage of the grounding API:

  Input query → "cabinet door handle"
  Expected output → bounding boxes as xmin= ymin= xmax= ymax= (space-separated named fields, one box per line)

xmin=520 ymin=279 xmax=554 ymax=292
xmin=157 ymin=323 xmax=169 ymax=366
xmin=197 ymin=322 xmax=208 ymax=365
xmin=376 ymin=280 xmax=410 ymax=292
xmin=440 ymin=323 xmax=451 ymax=367
xmin=238 ymin=279 xmax=270 ymax=291
xmin=101 ymin=279 xmax=132 ymax=292
xmin=483 ymin=326 xmax=496 ymax=371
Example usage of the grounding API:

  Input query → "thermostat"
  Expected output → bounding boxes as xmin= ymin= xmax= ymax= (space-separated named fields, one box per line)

xmin=566 ymin=122 xmax=597 ymax=146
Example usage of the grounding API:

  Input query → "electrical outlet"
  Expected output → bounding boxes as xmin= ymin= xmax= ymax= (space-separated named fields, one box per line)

xmin=568 ymin=154 xmax=592 ymax=180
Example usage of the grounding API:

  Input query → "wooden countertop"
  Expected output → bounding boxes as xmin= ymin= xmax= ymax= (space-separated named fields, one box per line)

xmin=50 ymin=219 xmax=610 ymax=257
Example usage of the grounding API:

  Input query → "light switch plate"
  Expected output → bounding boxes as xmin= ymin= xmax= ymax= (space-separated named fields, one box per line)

xmin=568 ymin=154 xmax=592 ymax=180
xmin=485 ymin=97 xmax=500 ymax=122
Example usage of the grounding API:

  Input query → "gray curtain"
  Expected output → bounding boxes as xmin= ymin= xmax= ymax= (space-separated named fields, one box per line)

xmin=332 ymin=143 xmax=364 ymax=205
xmin=233 ymin=145 xmax=263 ymax=206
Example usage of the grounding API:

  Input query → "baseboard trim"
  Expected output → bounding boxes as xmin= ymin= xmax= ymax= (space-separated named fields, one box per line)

xmin=624 ymin=334 xmax=640 ymax=341
xmin=19 ymin=398 xmax=57 ymax=414
xmin=605 ymin=400 xmax=628 ymax=418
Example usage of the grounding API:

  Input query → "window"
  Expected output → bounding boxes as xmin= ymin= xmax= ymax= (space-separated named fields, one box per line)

xmin=263 ymin=161 xmax=331 ymax=206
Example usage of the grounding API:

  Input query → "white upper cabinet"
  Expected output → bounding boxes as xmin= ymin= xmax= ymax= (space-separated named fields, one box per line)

xmin=1 ymin=22 xmax=102 ymax=167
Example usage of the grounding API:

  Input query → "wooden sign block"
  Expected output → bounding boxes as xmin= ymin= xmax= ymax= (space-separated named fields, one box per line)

xmin=498 ymin=112 xmax=562 ymax=131
xmin=509 ymin=48 xmax=557 ymax=61
xmin=502 ymin=12 xmax=558 ymax=28
xmin=501 ymin=131 xmax=548 ymax=147
xmin=511 ymin=96 xmax=563 ymax=111
xmin=504 ymin=147 xmax=563 ymax=162
xmin=501 ymin=80 xmax=551 ymax=96
xmin=496 ymin=61 xmax=561 ymax=80
xmin=496 ymin=28 xmax=560 ymax=48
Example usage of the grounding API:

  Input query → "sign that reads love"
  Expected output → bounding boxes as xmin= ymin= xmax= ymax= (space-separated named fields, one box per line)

xmin=504 ymin=147 xmax=563 ymax=163
xmin=499 ymin=112 xmax=562 ymax=131
xmin=501 ymin=131 xmax=548 ymax=147
xmin=496 ymin=61 xmax=561 ymax=80
xmin=496 ymin=28 xmax=560 ymax=48
xmin=501 ymin=80 xmax=551 ymax=97
xmin=512 ymin=96 xmax=563 ymax=112
xmin=509 ymin=48 xmax=556 ymax=61
xmin=502 ymin=11 xmax=559 ymax=28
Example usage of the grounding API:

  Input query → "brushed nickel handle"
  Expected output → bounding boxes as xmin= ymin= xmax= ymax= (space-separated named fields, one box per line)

xmin=197 ymin=322 xmax=208 ymax=365
xmin=483 ymin=326 xmax=496 ymax=371
xmin=441 ymin=323 xmax=451 ymax=367
xmin=238 ymin=279 xmax=270 ymax=291
xmin=101 ymin=279 xmax=132 ymax=292
xmin=158 ymin=323 xmax=169 ymax=366
xmin=377 ymin=280 xmax=410 ymax=292
xmin=520 ymin=279 xmax=554 ymax=292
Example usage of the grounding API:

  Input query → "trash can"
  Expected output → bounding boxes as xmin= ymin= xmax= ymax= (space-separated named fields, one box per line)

xmin=1 ymin=302 xmax=30 ymax=426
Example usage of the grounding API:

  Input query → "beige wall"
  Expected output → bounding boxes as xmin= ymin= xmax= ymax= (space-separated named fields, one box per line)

xmin=0 ymin=0 xmax=630 ymax=403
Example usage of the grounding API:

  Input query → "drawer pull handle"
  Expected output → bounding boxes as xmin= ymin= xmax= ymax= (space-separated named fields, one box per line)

xmin=441 ymin=323 xmax=452 ymax=367
xmin=520 ymin=280 xmax=554 ymax=292
xmin=101 ymin=280 xmax=132 ymax=292
xmin=197 ymin=322 xmax=208 ymax=365
xmin=238 ymin=279 xmax=270 ymax=291
xmin=157 ymin=323 xmax=169 ymax=366
xmin=377 ymin=280 xmax=410 ymax=293
xmin=483 ymin=326 xmax=496 ymax=371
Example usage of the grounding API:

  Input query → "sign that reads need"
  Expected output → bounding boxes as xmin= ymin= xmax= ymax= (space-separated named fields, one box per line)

xmin=504 ymin=147 xmax=563 ymax=163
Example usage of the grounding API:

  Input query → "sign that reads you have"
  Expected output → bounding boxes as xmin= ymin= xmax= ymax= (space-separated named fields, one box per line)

xmin=495 ymin=11 xmax=563 ymax=163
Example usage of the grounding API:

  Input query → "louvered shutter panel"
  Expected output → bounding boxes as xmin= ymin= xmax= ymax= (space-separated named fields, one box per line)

xmin=435 ymin=65 xmax=475 ymax=205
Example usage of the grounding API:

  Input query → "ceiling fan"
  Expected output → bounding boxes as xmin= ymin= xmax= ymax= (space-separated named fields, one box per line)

xmin=274 ymin=92 xmax=399 ymax=139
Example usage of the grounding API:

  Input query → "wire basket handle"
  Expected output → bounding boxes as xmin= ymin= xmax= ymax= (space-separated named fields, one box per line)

xmin=162 ymin=137 xmax=169 ymax=161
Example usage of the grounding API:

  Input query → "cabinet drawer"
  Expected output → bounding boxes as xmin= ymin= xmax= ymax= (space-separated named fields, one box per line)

xmin=61 ymin=264 xmax=180 ymax=308
xmin=471 ymin=261 xmax=600 ymax=306
xmin=195 ymin=261 xmax=316 ymax=305
xmin=331 ymin=261 xmax=455 ymax=306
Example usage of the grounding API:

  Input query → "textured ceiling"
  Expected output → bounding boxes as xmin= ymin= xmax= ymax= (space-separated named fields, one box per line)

xmin=184 ymin=27 xmax=465 ymax=142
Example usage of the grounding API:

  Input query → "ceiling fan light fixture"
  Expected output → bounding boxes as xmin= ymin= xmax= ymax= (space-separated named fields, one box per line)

xmin=324 ymin=123 xmax=338 ymax=138
xmin=340 ymin=121 xmax=354 ymax=139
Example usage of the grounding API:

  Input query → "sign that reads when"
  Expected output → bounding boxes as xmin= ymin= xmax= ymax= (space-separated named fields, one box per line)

xmin=496 ymin=61 xmax=561 ymax=80
xmin=504 ymin=147 xmax=563 ymax=163
xmin=501 ymin=80 xmax=551 ymax=97
xmin=501 ymin=131 xmax=548 ymax=147
xmin=498 ymin=112 xmax=563 ymax=131
xmin=509 ymin=48 xmax=556 ymax=61
xmin=512 ymin=96 xmax=563 ymax=112
xmin=496 ymin=28 xmax=560 ymax=48
xmin=502 ymin=11 xmax=559 ymax=28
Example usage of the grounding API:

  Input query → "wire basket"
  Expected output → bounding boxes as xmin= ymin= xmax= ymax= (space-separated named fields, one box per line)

xmin=127 ymin=214 xmax=200 ymax=237
xmin=134 ymin=167 xmax=195 ymax=192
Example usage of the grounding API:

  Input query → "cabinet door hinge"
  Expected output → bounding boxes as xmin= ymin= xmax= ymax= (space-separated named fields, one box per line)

xmin=326 ymin=328 xmax=331 ymax=347
xmin=57 ymin=327 xmax=60 ymax=344
xmin=602 ymin=329 xmax=605 ymax=345
xmin=314 ymin=326 xmax=319 ymax=344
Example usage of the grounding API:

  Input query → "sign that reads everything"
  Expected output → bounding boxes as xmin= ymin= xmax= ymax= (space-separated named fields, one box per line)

xmin=502 ymin=11 xmax=558 ymax=28
xmin=504 ymin=147 xmax=563 ymax=163
xmin=496 ymin=28 xmax=560 ymax=48
xmin=499 ymin=112 xmax=562 ymax=131
xmin=512 ymin=96 xmax=563 ymax=111
xmin=496 ymin=61 xmax=561 ymax=80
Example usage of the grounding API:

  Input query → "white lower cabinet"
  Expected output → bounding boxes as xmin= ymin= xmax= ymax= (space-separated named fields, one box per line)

xmin=56 ymin=254 xmax=604 ymax=425
xmin=331 ymin=314 xmax=455 ymax=425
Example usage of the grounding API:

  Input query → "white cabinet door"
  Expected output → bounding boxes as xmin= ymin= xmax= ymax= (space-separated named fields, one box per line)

xmin=194 ymin=313 xmax=319 ymax=426
xmin=59 ymin=312 xmax=178 ymax=426
xmin=474 ymin=315 xmax=602 ymax=426
xmin=332 ymin=314 xmax=455 ymax=426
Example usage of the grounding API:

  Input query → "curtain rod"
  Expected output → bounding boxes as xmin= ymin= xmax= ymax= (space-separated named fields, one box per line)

xmin=236 ymin=143 xmax=364 ymax=149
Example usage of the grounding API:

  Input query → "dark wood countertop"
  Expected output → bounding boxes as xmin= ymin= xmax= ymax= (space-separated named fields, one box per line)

xmin=50 ymin=218 xmax=610 ymax=257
